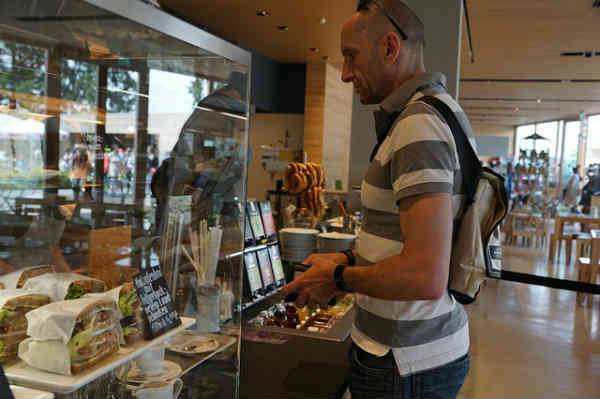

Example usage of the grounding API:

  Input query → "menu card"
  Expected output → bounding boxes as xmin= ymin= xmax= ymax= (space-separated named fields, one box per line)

xmin=256 ymin=247 xmax=275 ymax=289
xmin=259 ymin=201 xmax=276 ymax=237
xmin=244 ymin=213 xmax=254 ymax=242
xmin=133 ymin=266 xmax=181 ymax=338
xmin=244 ymin=251 xmax=263 ymax=297
xmin=268 ymin=243 xmax=286 ymax=286
xmin=247 ymin=201 xmax=265 ymax=241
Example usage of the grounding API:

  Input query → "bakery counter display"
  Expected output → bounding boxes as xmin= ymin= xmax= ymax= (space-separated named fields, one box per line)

xmin=246 ymin=294 xmax=354 ymax=342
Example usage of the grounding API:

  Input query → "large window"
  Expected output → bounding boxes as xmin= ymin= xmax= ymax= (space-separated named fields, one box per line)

xmin=585 ymin=114 xmax=600 ymax=166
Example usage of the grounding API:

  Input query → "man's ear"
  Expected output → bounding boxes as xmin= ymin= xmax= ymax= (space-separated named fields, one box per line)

xmin=382 ymin=32 xmax=402 ymax=65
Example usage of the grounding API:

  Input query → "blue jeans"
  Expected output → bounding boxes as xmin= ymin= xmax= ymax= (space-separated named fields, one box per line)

xmin=348 ymin=344 xmax=470 ymax=399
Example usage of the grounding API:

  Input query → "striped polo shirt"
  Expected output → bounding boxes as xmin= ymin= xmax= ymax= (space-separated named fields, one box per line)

xmin=352 ymin=73 xmax=475 ymax=375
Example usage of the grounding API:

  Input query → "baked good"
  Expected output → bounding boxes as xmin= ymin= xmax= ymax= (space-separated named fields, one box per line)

xmin=22 ymin=273 xmax=106 ymax=302
xmin=87 ymin=283 xmax=147 ymax=345
xmin=0 ymin=290 xmax=50 ymax=334
xmin=19 ymin=298 xmax=120 ymax=375
xmin=0 ymin=265 xmax=54 ymax=290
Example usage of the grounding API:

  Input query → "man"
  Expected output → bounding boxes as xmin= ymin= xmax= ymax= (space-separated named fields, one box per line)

xmin=282 ymin=1 xmax=472 ymax=397
xmin=564 ymin=165 xmax=581 ymax=211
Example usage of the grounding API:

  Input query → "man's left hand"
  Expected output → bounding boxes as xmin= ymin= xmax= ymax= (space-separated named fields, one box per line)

xmin=280 ymin=257 xmax=341 ymax=308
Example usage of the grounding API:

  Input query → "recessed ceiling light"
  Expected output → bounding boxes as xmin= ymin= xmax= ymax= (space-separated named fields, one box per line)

xmin=256 ymin=9 xmax=270 ymax=16
xmin=277 ymin=25 xmax=289 ymax=31
xmin=319 ymin=17 xmax=327 ymax=24
xmin=515 ymin=107 xmax=520 ymax=112
xmin=309 ymin=47 xmax=320 ymax=53
xmin=537 ymin=99 xmax=542 ymax=103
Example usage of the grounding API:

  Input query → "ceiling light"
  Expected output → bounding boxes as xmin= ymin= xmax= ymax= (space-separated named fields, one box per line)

xmin=309 ymin=48 xmax=320 ymax=53
xmin=537 ymin=99 xmax=542 ymax=103
xmin=256 ymin=9 xmax=270 ymax=16
xmin=319 ymin=17 xmax=327 ymax=24
xmin=515 ymin=107 xmax=520 ymax=112
xmin=277 ymin=25 xmax=289 ymax=31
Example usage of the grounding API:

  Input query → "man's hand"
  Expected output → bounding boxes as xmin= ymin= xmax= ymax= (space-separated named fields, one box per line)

xmin=280 ymin=252 xmax=345 ymax=308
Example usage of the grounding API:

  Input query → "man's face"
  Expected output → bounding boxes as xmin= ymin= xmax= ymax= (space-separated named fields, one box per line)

xmin=341 ymin=16 xmax=382 ymax=105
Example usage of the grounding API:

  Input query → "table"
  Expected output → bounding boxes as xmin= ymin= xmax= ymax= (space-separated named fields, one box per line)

xmin=549 ymin=212 xmax=600 ymax=261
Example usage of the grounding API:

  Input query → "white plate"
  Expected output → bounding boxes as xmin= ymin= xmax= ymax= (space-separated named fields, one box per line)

xmin=166 ymin=332 xmax=220 ymax=357
xmin=280 ymin=228 xmax=319 ymax=235
xmin=118 ymin=360 xmax=182 ymax=384
xmin=9 ymin=385 xmax=54 ymax=399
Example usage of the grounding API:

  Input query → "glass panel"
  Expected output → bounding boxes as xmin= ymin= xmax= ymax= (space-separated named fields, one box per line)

xmin=0 ymin=1 xmax=249 ymax=397
xmin=586 ymin=114 xmax=600 ymax=166
xmin=515 ymin=124 xmax=535 ymax=156
xmin=563 ymin=121 xmax=581 ymax=189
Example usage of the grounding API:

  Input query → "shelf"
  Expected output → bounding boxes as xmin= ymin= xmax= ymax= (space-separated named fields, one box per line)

xmin=165 ymin=333 xmax=237 ymax=376
xmin=236 ymin=287 xmax=283 ymax=312
xmin=5 ymin=317 xmax=196 ymax=394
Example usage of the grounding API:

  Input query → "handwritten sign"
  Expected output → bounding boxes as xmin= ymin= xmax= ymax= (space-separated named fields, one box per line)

xmin=133 ymin=266 xmax=181 ymax=338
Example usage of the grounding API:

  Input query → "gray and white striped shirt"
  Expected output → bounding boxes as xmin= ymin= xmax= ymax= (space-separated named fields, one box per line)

xmin=352 ymin=73 xmax=473 ymax=375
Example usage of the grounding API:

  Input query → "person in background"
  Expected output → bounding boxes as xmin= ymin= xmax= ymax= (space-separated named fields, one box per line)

xmin=506 ymin=162 xmax=514 ymax=209
xmin=107 ymin=144 xmax=125 ymax=197
xmin=282 ymin=1 xmax=470 ymax=398
xmin=125 ymin=147 xmax=136 ymax=196
xmin=564 ymin=165 xmax=581 ymax=212
xmin=70 ymin=145 xmax=91 ymax=201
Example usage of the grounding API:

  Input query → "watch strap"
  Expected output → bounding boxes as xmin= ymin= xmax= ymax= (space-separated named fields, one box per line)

xmin=334 ymin=264 xmax=354 ymax=293
xmin=341 ymin=249 xmax=356 ymax=266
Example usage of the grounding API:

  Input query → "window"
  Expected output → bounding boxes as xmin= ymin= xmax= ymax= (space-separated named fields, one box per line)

xmin=586 ymin=114 xmax=600 ymax=166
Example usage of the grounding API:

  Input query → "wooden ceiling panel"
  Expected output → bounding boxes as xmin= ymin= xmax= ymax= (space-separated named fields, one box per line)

xmin=162 ymin=0 xmax=600 ymax=126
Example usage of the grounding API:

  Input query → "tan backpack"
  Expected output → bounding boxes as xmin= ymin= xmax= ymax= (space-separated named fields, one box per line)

xmin=420 ymin=96 xmax=508 ymax=304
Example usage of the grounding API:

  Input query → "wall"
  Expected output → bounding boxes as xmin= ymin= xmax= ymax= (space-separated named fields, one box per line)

xmin=247 ymin=113 xmax=304 ymax=201
xmin=349 ymin=0 xmax=464 ymax=188
xmin=471 ymin=123 xmax=515 ymax=156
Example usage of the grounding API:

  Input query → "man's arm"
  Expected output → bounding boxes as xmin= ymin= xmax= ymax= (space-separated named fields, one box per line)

xmin=344 ymin=192 xmax=453 ymax=300
xmin=281 ymin=192 xmax=453 ymax=305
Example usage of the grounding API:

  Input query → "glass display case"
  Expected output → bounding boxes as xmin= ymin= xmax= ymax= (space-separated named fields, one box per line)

xmin=0 ymin=1 xmax=250 ymax=398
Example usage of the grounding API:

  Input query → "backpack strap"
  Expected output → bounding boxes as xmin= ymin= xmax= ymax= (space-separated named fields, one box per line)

xmin=419 ymin=96 xmax=482 ymax=205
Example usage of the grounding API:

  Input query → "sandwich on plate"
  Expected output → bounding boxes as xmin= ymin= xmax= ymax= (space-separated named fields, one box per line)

xmin=19 ymin=298 xmax=120 ymax=375
xmin=22 ymin=272 xmax=106 ymax=302
xmin=86 ymin=282 xmax=148 ymax=345
xmin=0 ymin=289 xmax=51 ymax=364
xmin=0 ymin=265 xmax=54 ymax=290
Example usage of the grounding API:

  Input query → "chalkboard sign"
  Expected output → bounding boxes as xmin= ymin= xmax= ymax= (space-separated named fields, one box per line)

xmin=133 ymin=266 xmax=182 ymax=338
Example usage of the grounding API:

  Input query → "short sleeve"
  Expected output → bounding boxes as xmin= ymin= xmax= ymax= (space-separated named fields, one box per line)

xmin=387 ymin=111 xmax=457 ymax=203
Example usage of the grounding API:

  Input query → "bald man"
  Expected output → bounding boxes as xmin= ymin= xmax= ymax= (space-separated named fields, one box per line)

xmin=282 ymin=1 xmax=472 ymax=397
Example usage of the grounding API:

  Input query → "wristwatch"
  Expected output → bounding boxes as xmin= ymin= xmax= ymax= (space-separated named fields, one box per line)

xmin=334 ymin=264 xmax=354 ymax=293
xmin=341 ymin=249 xmax=356 ymax=266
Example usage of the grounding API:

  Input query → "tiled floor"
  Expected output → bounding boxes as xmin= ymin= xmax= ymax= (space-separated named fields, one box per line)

xmin=459 ymin=244 xmax=600 ymax=398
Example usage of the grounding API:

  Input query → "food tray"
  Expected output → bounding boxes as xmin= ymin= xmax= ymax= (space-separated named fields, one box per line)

xmin=5 ymin=317 xmax=195 ymax=394
xmin=245 ymin=308 xmax=354 ymax=342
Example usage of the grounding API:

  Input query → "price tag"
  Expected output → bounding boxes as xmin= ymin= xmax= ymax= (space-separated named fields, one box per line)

xmin=133 ymin=266 xmax=181 ymax=338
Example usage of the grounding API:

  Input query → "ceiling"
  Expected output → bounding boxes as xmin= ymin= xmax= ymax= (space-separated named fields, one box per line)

xmin=161 ymin=0 xmax=600 ymax=126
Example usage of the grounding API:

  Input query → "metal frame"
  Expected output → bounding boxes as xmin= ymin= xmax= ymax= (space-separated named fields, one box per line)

xmin=82 ymin=0 xmax=251 ymax=68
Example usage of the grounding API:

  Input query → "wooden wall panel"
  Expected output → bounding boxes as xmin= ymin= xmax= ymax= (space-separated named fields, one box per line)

xmin=304 ymin=61 xmax=326 ymax=164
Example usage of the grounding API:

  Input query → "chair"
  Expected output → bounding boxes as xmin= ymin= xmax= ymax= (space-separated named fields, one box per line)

xmin=89 ymin=225 xmax=133 ymax=289
xmin=575 ymin=229 xmax=600 ymax=306
xmin=509 ymin=215 xmax=537 ymax=247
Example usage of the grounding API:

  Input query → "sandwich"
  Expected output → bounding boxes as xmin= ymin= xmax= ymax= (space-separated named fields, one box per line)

xmin=0 ymin=265 xmax=54 ymax=290
xmin=19 ymin=298 xmax=120 ymax=375
xmin=0 ymin=290 xmax=51 ymax=334
xmin=85 ymin=282 xmax=148 ymax=345
xmin=0 ymin=289 xmax=51 ymax=364
xmin=22 ymin=273 xmax=106 ymax=302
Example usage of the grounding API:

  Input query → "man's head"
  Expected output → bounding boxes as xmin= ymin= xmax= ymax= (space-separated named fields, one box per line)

xmin=341 ymin=0 xmax=425 ymax=104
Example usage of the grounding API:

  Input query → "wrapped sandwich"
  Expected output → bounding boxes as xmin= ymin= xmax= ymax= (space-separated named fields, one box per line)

xmin=86 ymin=282 xmax=148 ymax=345
xmin=22 ymin=273 xmax=106 ymax=302
xmin=0 ymin=265 xmax=54 ymax=290
xmin=19 ymin=298 xmax=120 ymax=375
xmin=0 ymin=289 xmax=51 ymax=364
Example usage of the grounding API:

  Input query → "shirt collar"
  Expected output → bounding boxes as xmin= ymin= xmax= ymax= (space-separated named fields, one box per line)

xmin=372 ymin=73 xmax=447 ymax=144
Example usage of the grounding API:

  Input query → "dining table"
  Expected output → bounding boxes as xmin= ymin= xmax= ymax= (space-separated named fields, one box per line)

xmin=548 ymin=212 xmax=600 ymax=261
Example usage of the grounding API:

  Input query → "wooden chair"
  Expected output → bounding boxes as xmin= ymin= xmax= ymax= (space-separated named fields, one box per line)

xmin=89 ymin=225 xmax=133 ymax=289
xmin=510 ymin=215 xmax=538 ymax=247
xmin=575 ymin=229 xmax=600 ymax=306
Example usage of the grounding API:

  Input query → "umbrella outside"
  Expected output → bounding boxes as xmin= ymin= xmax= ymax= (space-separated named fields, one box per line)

xmin=524 ymin=132 xmax=549 ymax=150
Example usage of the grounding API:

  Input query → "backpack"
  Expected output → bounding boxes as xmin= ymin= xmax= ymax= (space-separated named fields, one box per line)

xmin=419 ymin=96 xmax=508 ymax=304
